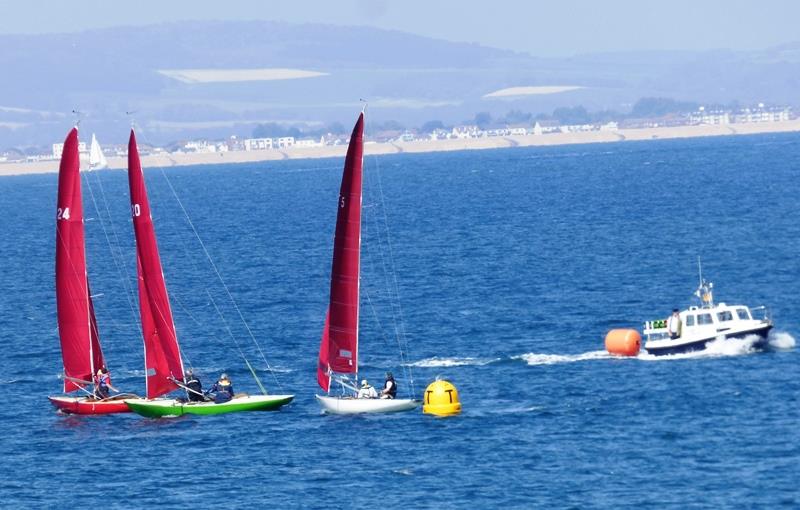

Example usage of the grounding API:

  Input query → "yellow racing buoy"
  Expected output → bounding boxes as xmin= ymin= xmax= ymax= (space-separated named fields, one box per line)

xmin=423 ymin=379 xmax=461 ymax=416
xmin=605 ymin=328 xmax=641 ymax=356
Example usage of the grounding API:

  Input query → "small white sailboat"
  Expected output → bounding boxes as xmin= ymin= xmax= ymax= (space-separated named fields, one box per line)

xmin=89 ymin=133 xmax=108 ymax=170
xmin=315 ymin=112 xmax=418 ymax=415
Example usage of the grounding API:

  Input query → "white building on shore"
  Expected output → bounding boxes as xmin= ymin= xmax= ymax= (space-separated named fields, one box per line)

xmin=52 ymin=142 xmax=87 ymax=159
xmin=244 ymin=138 xmax=274 ymax=151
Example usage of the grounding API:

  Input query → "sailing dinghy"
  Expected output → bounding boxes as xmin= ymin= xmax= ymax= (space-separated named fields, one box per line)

xmin=121 ymin=129 xmax=293 ymax=417
xmin=316 ymin=112 xmax=419 ymax=415
xmin=48 ymin=128 xmax=136 ymax=414
xmin=88 ymin=133 xmax=108 ymax=170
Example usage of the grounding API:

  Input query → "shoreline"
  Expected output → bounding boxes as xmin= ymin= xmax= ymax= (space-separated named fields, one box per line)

xmin=2 ymin=120 xmax=800 ymax=177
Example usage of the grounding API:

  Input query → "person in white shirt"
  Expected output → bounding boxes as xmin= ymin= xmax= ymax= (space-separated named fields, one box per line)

xmin=667 ymin=309 xmax=682 ymax=339
xmin=357 ymin=379 xmax=378 ymax=399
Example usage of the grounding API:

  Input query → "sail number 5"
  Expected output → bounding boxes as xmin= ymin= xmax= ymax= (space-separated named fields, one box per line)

xmin=56 ymin=207 xmax=70 ymax=220
xmin=132 ymin=204 xmax=141 ymax=217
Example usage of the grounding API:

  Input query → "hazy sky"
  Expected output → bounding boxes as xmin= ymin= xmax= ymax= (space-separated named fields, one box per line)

xmin=1 ymin=0 xmax=798 ymax=56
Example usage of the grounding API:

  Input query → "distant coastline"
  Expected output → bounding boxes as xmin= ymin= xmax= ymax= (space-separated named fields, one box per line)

xmin=3 ymin=119 xmax=800 ymax=177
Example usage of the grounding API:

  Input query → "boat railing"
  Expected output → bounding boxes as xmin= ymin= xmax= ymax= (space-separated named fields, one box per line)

xmin=643 ymin=319 xmax=670 ymax=340
xmin=644 ymin=319 xmax=667 ymax=331
xmin=750 ymin=306 xmax=771 ymax=322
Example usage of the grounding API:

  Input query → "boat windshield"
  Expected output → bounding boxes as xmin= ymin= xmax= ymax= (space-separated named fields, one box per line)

xmin=717 ymin=310 xmax=733 ymax=322
xmin=736 ymin=308 xmax=751 ymax=320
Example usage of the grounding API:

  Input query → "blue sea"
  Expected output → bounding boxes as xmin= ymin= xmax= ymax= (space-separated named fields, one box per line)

xmin=1 ymin=133 xmax=798 ymax=508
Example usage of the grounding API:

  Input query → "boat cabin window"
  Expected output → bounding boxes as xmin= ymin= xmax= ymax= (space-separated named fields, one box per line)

xmin=697 ymin=313 xmax=713 ymax=325
xmin=736 ymin=308 xmax=751 ymax=320
xmin=717 ymin=310 xmax=733 ymax=322
xmin=685 ymin=315 xmax=695 ymax=326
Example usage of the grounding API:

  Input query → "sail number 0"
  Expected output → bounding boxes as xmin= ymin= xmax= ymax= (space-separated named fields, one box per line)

xmin=132 ymin=204 xmax=141 ymax=217
xmin=56 ymin=207 xmax=70 ymax=220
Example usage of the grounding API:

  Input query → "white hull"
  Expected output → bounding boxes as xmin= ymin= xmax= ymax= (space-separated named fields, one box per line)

xmin=316 ymin=395 xmax=419 ymax=415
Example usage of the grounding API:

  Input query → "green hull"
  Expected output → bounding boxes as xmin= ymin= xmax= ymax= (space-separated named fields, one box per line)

xmin=125 ymin=395 xmax=294 ymax=418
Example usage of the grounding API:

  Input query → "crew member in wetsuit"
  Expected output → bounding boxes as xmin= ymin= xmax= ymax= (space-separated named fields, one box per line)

xmin=94 ymin=366 xmax=118 ymax=399
xmin=206 ymin=373 xmax=235 ymax=403
xmin=184 ymin=370 xmax=206 ymax=402
xmin=380 ymin=372 xmax=397 ymax=399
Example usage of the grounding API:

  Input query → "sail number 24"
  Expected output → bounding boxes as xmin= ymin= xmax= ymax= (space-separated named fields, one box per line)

xmin=56 ymin=207 xmax=70 ymax=220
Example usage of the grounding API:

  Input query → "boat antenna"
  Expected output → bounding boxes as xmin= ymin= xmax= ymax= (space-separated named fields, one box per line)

xmin=697 ymin=256 xmax=703 ymax=287
xmin=125 ymin=111 xmax=137 ymax=129
xmin=359 ymin=98 xmax=368 ymax=114
xmin=71 ymin=109 xmax=82 ymax=128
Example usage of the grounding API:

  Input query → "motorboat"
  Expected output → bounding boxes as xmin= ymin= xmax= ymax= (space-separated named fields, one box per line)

xmin=643 ymin=278 xmax=772 ymax=356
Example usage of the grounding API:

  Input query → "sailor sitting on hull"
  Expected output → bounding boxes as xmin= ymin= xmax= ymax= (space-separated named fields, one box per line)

xmin=667 ymin=309 xmax=682 ymax=340
xmin=206 ymin=373 xmax=235 ymax=403
xmin=381 ymin=372 xmax=397 ymax=399
xmin=357 ymin=379 xmax=378 ymax=399
xmin=94 ymin=367 xmax=119 ymax=399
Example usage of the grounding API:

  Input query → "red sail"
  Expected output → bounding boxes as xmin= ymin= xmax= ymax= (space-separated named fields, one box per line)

xmin=55 ymin=128 xmax=105 ymax=392
xmin=128 ymin=129 xmax=184 ymax=399
xmin=318 ymin=113 xmax=364 ymax=389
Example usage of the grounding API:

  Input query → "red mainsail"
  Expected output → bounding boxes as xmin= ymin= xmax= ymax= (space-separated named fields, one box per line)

xmin=128 ymin=129 xmax=184 ymax=399
xmin=317 ymin=113 xmax=364 ymax=391
xmin=55 ymin=128 xmax=105 ymax=392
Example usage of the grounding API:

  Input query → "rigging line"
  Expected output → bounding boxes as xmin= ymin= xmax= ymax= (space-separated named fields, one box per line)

xmin=155 ymin=162 xmax=283 ymax=386
xmin=72 ymin=173 xmax=123 ymax=369
xmin=361 ymin=120 xmax=414 ymax=395
xmin=134 ymin=127 xmax=283 ymax=389
xmin=205 ymin=289 xmax=273 ymax=394
xmin=363 ymin=116 xmax=415 ymax=395
xmin=364 ymin=121 xmax=416 ymax=396
xmin=364 ymin=161 xmax=412 ymax=377
xmin=361 ymin=284 xmax=394 ymax=347
xmin=83 ymin=169 xmax=141 ymax=336
xmin=167 ymin=289 xmax=239 ymax=371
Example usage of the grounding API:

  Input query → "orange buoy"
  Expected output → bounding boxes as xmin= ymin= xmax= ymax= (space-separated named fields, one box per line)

xmin=605 ymin=329 xmax=641 ymax=356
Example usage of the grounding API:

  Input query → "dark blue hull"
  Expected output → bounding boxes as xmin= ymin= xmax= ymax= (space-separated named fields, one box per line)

xmin=645 ymin=325 xmax=773 ymax=356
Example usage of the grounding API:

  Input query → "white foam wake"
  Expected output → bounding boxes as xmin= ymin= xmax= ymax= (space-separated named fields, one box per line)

xmin=406 ymin=356 xmax=500 ymax=368
xmin=768 ymin=331 xmax=796 ymax=350
xmin=514 ymin=350 xmax=612 ymax=365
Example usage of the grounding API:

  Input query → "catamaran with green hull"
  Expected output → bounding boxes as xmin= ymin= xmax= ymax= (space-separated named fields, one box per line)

xmin=121 ymin=128 xmax=293 ymax=417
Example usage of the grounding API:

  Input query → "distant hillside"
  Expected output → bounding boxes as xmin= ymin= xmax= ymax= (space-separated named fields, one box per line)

xmin=0 ymin=20 xmax=797 ymax=147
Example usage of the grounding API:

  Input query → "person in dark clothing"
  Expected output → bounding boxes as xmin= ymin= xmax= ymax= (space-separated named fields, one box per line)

xmin=94 ymin=366 xmax=118 ymax=399
xmin=381 ymin=372 xmax=397 ymax=399
xmin=184 ymin=370 xmax=206 ymax=402
xmin=206 ymin=373 xmax=235 ymax=403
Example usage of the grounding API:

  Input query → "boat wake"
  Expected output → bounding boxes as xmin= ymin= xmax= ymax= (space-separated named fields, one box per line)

xmin=513 ymin=350 xmax=612 ymax=365
xmin=406 ymin=332 xmax=796 ymax=371
xmin=406 ymin=356 xmax=500 ymax=368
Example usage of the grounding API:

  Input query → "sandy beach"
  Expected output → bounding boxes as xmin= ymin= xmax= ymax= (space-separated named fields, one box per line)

xmin=2 ymin=119 xmax=799 ymax=177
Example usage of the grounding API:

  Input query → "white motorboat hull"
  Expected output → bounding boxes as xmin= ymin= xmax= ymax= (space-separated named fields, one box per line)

xmin=316 ymin=395 xmax=419 ymax=415
xmin=644 ymin=324 xmax=772 ymax=356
